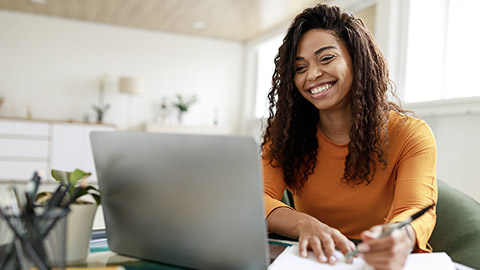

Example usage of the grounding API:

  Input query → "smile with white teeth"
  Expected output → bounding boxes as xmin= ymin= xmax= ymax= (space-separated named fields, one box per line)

xmin=310 ymin=83 xmax=333 ymax=94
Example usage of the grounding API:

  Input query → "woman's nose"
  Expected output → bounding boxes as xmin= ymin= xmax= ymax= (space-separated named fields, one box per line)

xmin=307 ymin=65 xmax=323 ymax=81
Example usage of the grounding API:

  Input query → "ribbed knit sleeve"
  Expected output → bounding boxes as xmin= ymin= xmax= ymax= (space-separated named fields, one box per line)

xmin=262 ymin=159 xmax=294 ymax=217
xmin=387 ymin=119 xmax=437 ymax=253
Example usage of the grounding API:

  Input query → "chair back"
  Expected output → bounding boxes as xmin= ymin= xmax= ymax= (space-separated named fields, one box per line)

xmin=429 ymin=180 xmax=480 ymax=269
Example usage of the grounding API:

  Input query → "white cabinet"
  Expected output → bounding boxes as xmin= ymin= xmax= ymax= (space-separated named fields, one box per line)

xmin=0 ymin=118 xmax=115 ymax=181
xmin=0 ymin=119 xmax=50 ymax=180
xmin=50 ymin=123 xmax=113 ymax=180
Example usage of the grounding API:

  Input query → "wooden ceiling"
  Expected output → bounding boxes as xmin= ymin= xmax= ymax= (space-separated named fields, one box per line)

xmin=0 ymin=0 xmax=366 ymax=42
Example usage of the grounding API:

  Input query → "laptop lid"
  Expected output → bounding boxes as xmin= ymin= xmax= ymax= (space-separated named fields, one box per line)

xmin=90 ymin=131 xmax=269 ymax=270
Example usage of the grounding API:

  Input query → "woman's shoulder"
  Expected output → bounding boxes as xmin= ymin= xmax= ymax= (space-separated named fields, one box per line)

xmin=386 ymin=111 xmax=436 ymax=162
xmin=387 ymin=110 xmax=434 ymax=141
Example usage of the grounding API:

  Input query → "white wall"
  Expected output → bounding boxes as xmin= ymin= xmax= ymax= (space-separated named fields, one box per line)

xmin=0 ymin=10 xmax=244 ymax=131
xmin=428 ymin=114 xmax=480 ymax=202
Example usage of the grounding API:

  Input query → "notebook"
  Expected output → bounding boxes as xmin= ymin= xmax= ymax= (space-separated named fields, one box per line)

xmin=90 ymin=131 xmax=269 ymax=270
xmin=269 ymin=246 xmax=457 ymax=270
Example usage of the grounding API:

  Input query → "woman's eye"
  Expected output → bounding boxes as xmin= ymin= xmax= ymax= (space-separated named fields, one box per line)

xmin=295 ymin=66 xmax=306 ymax=73
xmin=320 ymin=55 xmax=335 ymax=63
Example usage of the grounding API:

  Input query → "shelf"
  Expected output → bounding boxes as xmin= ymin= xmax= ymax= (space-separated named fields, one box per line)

xmin=144 ymin=123 xmax=233 ymax=135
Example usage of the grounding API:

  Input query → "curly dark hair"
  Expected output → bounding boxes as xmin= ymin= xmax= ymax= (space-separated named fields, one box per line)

xmin=261 ymin=4 xmax=407 ymax=191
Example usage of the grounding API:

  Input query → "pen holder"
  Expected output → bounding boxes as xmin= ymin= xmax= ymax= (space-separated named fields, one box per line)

xmin=0 ymin=207 xmax=69 ymax=270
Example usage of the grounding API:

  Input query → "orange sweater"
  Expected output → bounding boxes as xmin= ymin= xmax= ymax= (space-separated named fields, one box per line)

xmin=263 ymin=112 xmax=437 ymax=252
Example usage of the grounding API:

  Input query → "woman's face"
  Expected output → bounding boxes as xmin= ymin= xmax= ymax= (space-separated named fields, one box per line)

xmin=294 ymin=29 xmax=353 ymax=112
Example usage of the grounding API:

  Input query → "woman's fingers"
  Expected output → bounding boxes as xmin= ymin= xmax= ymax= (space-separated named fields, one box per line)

xmin=332 ymin=229 xmax=356 ymax=254
xmin=361 ymin=248 xmax=407 ymax=270
xmin=298 ymin=236 xmax=310 ymax=258
xmin=298 ymin=231 xmax=356 ymax=265
xmin=359 ymin=224 xmax=412 ymax=270
xmin=293 ymin=213 xmax=356 ymax=264
xmin=310 ymin=237 xmax=328 ymax=263
xmin=299 ymin=235 xmax=328 ymax=262
xmin=361 ymin=224 xmax=384 ymax=240
xmin=319 ymin=234 xmax=337 ymax=264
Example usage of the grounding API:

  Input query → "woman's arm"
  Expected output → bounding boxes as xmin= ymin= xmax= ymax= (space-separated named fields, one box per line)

xmin=263 ymin=158 xmax=355 ymax=264
xmin=358 ymin=118 xmax=437 ymax=269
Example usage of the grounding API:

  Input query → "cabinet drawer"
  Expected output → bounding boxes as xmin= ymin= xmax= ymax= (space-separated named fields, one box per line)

xmin=0 ymin=119 xmax=49 ymax=136
xmin=0 ymin=138 xmax=49 ymax=158
xmin=0 ymin=161 xmax=48 ymax=181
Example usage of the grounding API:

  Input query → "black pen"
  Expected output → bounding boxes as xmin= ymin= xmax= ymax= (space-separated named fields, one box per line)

xmin=339 ymin=203 xmax=435 ymax=263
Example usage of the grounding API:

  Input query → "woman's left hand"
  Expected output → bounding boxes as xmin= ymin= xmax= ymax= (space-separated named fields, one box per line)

xmin=357 ymin=224 xmax=415 ymax=270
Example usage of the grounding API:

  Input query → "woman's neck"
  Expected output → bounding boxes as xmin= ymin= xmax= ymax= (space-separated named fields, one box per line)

xmin=318 ymin=109 xmax=353 ymax=144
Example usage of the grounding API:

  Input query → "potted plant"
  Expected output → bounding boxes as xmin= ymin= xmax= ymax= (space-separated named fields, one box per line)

xmin=172 ymin=94 xmax=197 ymax=124
xmin=36 ymin=169 xmax=101 ymax=263
xmin=91 ymin=73 xmax=110 ymax=123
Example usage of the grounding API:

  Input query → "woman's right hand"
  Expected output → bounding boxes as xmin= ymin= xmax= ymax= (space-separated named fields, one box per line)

xmin=267 ymin=208 xmax=356 ymax=264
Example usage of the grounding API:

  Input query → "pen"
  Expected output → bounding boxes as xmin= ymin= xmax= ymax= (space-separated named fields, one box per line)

xmin=340 ymin=203 xmax=435 ymax=263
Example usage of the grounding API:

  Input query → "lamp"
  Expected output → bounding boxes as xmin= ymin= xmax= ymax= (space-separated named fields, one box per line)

xmin=118 ymin=76 xmax=144 ymax=130
xmin=119 ymin=76 xmax=144 ymax=95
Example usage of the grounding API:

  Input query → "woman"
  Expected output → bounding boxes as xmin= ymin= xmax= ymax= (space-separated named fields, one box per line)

xmin=262 ymin=4 xmax=437 ymax=270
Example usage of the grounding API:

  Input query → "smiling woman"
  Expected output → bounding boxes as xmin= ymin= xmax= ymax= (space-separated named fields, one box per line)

xmin=261 ymin=3 xmax=437 ymax=270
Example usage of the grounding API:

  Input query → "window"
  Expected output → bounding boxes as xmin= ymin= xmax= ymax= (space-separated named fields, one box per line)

xmin=254 ymin=34 xmax=283 ymax=119
xmin=404 ymin=0 xmax=480 ymax=103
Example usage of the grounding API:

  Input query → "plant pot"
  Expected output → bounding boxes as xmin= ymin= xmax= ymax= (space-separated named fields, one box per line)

xmin=65 ymin=204 xmax=98 ymax=263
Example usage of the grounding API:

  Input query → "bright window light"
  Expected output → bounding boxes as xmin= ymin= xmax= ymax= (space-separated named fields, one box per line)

xmin=404 ymin=0 xmax=480 ymax=103
xmin=254 ymin=34 xmax=283 ymax=119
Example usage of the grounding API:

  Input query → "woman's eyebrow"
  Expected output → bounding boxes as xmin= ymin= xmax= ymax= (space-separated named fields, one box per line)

xmin=314 ymin=45 xmax=337 ymax=56
xmin=296 ymin=45 xmax=337 ymax=60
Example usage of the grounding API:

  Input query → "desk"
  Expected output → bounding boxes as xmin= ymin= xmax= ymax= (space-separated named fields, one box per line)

xmin=70 ymin=244 xmax=287 ymax=269
xmin=74 ymin=245 xmax=476 ymax=270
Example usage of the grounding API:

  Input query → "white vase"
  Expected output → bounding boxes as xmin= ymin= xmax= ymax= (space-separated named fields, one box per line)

xmin=65 ymin=204 xmax=98 ymax=263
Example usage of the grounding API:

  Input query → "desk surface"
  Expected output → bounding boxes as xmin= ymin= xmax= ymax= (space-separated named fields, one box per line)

xmin=71 ymin=244 xmax=286 ymax=269
xmin=74 ymin=244 xmax=476 ymax=270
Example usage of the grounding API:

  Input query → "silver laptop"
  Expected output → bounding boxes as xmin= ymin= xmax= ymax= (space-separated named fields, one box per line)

xmin=90 ymin=131 xmax=269 ymax=270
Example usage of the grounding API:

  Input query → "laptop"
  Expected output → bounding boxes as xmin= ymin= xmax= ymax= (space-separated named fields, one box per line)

xmin=90 ymin=131 xmax=269 ymax=270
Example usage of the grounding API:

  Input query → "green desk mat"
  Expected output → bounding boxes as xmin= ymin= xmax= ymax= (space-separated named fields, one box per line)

xmin=89 ymin=239 xmax=288 ymax=269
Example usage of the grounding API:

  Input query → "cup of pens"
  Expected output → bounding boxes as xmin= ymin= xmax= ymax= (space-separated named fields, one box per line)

xmin=0 ymin=172 xmax=73 ymax=270
xmin=0 ymin=207 xmax=68 ymax=269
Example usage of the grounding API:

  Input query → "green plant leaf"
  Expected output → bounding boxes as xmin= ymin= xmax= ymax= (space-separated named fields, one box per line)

xmin=71 ymin=186 xmax=89 ymax=203
xmin=35 ymin=192 xmax=51 ymax=204
xmin=51 ymin=169 xmax=70 ymax=185
xmin=48 ymin=168 xmax=100 ymax=206
xmin=70 ymin=186 xmax=101 ymax=205
xmin=69 ymin=169 xmax=91 ymax=194
xmin=173 ymin=94 xmax=197 ymax=112
xmin=90 ymin=193 xmax=101 ymax=205
xmin=85 ymin=185 xmax=100 ymax=194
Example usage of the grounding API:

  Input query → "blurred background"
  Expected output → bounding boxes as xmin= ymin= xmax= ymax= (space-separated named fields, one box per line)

xmin=0 ymin=0 xmax=479 ymax=204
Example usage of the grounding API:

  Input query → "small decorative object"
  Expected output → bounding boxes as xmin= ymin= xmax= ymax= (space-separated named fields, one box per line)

xmin=0 ymin=96 xmax=4 ymax=113
xmin=156 ymin=97 xmax=170 ymax=124
xmin=118 ymin=76 xmax=144 ymax=130
xmin=83 ymin=114 xmax=90 ymax=123
xmin=36 ymin=169 xmax=101 ymax=263
xmin=26 ymin=104 xmax=33 ymax=119
xmin=92 ymin=73 xmax=110 ymax=123
xmin=92 ymin=104 xmax=109 ymax=123
xmin=213 ymin=107 xmax=219 ymax=126
xmin=172 ymin=94 xmax=197 ymax=124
